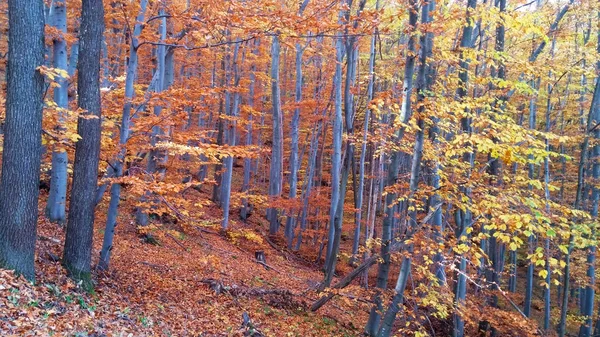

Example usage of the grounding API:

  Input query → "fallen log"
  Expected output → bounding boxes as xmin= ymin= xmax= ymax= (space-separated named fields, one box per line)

xmin=200 ymin=278 xmax=307 ymax=310
xmin=310 ymin=203 xmax=442 ymax=312
xmin=310 ymin=254 xmax=379 ymax=311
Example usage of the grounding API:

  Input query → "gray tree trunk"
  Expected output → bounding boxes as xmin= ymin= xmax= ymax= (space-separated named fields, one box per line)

xmin=267 ymin=34 xmax=284 ymax=235
xmin=221 ymin=42 xmax=241 ymax=230
xmin=295 ymin=35 xmax=325 ymax=250
xmin=136 ymin=9 xmax=172 ymax=226
xmin=284 ymin=0 xmax=309 ymax=247
xmin=241 ymin=41 xmax=259 ymax=221
xmin=324 ymin=7 xmax=348 ymax=286
xmin=377 ymin=0 xmax=433 ymax=333
xmin=46 ymin=0 xmax=69 ymax=225
xmin=352 ymin=0 xmax=379 ymax=262
xmin=0 ymin=0 xmax=45 ymax=281
xmin=62 ymin=0 xmax=105 ymax=289
xmin=98 ymin=0 xmax=148 ymax=271
xmin=365 ymin=2 xmax=419 ymax=333
xmin=579 ymin=32 xmax=600 ymax=337
xmin=452 ymin=0 xmax=477 ymax=336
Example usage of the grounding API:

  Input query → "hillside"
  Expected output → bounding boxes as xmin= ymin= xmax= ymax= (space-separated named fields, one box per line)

xmin=1 ymin=191 xmax=367 ymax=337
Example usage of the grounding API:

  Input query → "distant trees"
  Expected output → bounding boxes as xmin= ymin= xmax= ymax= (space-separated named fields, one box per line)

xmin=1 ymin=0 xmax=600 ymax=335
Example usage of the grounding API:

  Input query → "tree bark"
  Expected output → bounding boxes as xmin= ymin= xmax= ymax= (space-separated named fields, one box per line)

xmin=0 ymin=0 xmax=45 ymax=281
xmin=63 ymin=0 xmax=105 ymax=289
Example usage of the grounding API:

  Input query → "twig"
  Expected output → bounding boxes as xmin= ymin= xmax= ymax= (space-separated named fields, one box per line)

xmin=165 ymin=232 xmax=187 ymax=251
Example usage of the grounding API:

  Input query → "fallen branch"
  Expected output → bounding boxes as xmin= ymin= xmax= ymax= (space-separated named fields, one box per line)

xmin=311 ymin=254 xmax=379 ymax=311
xmin=38 ymin=235 xmax=61 ymax=245
xmin=200 ymin=278 xmax=307 ymax=310
xmin=310 ymin=203 xmax=442 ymax=312
xmin=165 ymin=232 xmax=188 ymax=251
xmin=194 ymin=226 xmax=220 ymax=236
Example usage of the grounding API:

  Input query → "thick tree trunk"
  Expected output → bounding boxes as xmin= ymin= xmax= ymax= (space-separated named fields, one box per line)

xmin=0 ymin=0 xmax=45 ymax=281
xmin=63 ymin=0 xmax=105 ymax=289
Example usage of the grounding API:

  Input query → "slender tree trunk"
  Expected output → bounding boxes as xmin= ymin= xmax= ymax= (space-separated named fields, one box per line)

xmin=377 ymin=0 xmax=433 ymax=333
xmin=580 ymin=28 xmax=600 ymax=337
xmin=267 ymin=34 xmax=284 ymax=235
xmin=136 ymin=9 xmax=174 ymax=225
xmin=0 ymin=0 xmax=45 ymax=281
xmin=241 ymin=42 xmax=259 ymax=222
xmin=452 ymin=1 xmax=477 ymax=336
xmin=365 ymin=0 xmax=419 ymax=333
xmin=98 ymin=0 xmax=149 ymax=271
xmin=221 ymin=42 xmax=241 ymax=230
xmin=284 ymin=0 xmax=310 ymax=246
xmin=324 ymin=18 xmax=345 ymax=279
xmin=46 ymin=0 xmax=69 ymax=225
xmin=63 ymin=0 xmax=105 ymax=289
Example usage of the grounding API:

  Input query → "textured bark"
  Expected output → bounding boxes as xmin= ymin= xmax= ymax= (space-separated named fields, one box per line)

xmin=0 ymin=0 xmax=45 ymax=281
xmin=46 ymin=0 xmax=69 ymax=225
xmin=63 ymin=0 xmax=105 ymax=288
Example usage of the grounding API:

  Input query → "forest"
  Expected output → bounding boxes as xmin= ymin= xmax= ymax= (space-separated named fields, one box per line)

xmin=1 ymin=0 xmax=600 ymax=336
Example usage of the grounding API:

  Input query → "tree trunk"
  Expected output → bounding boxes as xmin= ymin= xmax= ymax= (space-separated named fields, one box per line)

xmin=579 ymin=29 xmax=600 ymax=337
xmin=365 ymin=1 xmax=418 ymax=333
xmin=377 ymin=0 xmax=433 ymax=333
xmin=63 ymin=0 xmax=105 ymax=289
xmin=0 ymin=0 xmax=45 ymax=281
xmin=46 ymin=0 xmax=69 ymax=225
xmin=98 ymin=0 xmax=148 ymax=272
xmin=221 ymin=42 xmax=241 ymax=230
xmin=241 ymin=41 xmax=259 ymax=222
xmin=452 ymin=0 xmax=477 ymax=335
xmin=267 ymin=34 xmax=284 ymax=235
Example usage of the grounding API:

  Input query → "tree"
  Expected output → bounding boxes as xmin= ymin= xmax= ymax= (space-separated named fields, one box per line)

xmin=267 ymin=34 xmax=284 ymax=235
xmin=98 ymin=0 xmax=149 ymax=271
xmin=0 ymin=0 xmax=45 ymax=280
xmin=63 ymin=0 xmax=105 ymax=288
xmin=46 ymin=0 xmax=69 ymax=225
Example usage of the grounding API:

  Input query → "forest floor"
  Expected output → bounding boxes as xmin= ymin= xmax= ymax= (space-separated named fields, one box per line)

xmin=0 ymin=183 xmax=565 ymax=337
xmin=0 ymin=187 xmax=376 ymax=337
